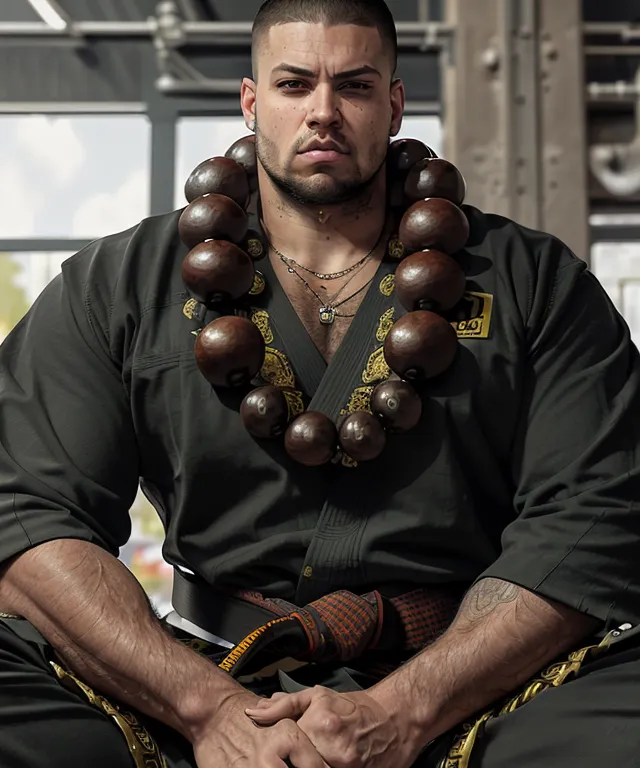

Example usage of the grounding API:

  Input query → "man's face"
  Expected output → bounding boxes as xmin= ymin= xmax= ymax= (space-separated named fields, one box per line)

xmin=242 ymin=22 xmax=405 ymax=206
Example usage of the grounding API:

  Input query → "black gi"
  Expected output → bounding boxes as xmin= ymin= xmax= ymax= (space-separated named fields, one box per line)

xmin=1 ymin=205 xmax=639 ymax=766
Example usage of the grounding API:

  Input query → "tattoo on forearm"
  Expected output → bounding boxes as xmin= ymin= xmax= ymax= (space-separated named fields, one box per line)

xmin=463 ymin=578 xmax=520 ymax=622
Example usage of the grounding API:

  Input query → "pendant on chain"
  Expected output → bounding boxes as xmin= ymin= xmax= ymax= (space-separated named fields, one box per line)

xmin=319 ymin=307 xmax=337 ymax=325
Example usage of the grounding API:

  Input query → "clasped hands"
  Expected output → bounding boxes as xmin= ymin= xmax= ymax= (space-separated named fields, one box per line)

xmin=243 ymin=684 xmax=421 ymax=768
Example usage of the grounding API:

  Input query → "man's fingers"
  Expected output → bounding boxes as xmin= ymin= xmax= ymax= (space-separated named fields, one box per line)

xmin=278 ymin=725 xmax=330 ymax=768
xmin=246 ymin=690 xmax=313 ymax=723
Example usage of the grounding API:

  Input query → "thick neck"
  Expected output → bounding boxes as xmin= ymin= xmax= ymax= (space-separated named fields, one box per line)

xmin=258 ymin=165 xmax=389 ymax=275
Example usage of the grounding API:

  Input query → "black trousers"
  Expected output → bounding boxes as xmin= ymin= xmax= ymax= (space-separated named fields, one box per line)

xmin=1 ymin=618 xmax=639 ymax=768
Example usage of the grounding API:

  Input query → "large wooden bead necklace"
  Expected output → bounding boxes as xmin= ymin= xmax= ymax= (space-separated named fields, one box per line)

xmin=178 ymin=134 xmax=470 ymax=468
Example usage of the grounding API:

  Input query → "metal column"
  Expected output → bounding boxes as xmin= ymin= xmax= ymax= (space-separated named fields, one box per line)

xmin=149 ymin=110 xmax=177 ymax=216
xmin=442 ymin=0 xmax=589 ymax=258
xmin=538 ymin=0 xmax=589 ymax=260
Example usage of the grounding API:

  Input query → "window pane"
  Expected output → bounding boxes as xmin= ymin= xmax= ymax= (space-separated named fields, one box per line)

xmin=175 ymin=115 xmax=443 ymax=208
xmin=175 ymin=116 xmax=248 ymax=208
xmin=396 ymin=115 xmax=443 ymax=155
xmin=0 ymin=115 xmax=150 ymax=239
xmin=591 ymin=241 xmax=640 ymax=345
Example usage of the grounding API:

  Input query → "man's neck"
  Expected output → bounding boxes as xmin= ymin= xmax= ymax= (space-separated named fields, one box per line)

xmin=258 ymin=169 xmax=388 ymax=274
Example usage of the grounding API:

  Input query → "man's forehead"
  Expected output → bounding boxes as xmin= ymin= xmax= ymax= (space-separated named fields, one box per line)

xmin=261 ymin=21 xmax=384 ymax=71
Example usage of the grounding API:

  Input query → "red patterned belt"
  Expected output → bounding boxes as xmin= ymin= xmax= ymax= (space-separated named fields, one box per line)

xmin=172 ymin=570 xmax=461 ymax=679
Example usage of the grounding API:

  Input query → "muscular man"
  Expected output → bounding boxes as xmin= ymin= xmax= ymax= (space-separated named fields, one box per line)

xmin=1 ymin=1 xmax=640 ymax=766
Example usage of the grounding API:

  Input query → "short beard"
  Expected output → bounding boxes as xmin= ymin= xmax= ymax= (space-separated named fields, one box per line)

xmin=255 ymin=126 xmax=387 ymax=207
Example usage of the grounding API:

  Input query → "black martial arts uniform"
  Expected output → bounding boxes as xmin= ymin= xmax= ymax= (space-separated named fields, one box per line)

xmin=1 ymin=205 xmax=639 ymax=767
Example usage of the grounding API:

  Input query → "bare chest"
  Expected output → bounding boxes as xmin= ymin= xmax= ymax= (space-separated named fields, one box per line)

xmin=285 ymin=284 xmax=359 ymax=364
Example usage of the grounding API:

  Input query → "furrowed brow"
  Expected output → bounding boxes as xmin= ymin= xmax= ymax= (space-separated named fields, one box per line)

xmin=272 ymin=64 xmax=381 ymax=80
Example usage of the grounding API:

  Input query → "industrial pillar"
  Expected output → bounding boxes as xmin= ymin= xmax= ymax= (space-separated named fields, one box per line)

xmin=442 ymin=0 xmax=589 ymax=258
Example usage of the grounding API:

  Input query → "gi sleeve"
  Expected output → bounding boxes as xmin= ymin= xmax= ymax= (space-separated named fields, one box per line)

xmin=0 ymin=248 xmax=139 ymax=564
xmin=480 ymin=242 xmax=640 ymax=626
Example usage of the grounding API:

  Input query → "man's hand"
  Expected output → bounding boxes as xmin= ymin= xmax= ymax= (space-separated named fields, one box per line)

xmin=244 ymin=686 xmax=422 ymax=768
xmin=193 ymin=691 xmax=329 ymax=768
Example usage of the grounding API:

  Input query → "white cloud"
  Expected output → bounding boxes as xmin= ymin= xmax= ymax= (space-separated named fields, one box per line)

xmin=71 ymin=168 xmax=150 ymax=238
xmin=0 ymin=155 xmax=40 ymax=237
xmin=14 ymin=115 xmax=85 ymax=187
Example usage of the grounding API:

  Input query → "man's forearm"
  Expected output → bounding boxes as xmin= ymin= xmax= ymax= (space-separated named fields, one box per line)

xmin=375 ymin=578 xmax=598 ymax=748
xmin=0 ymin=539 xmax=249 ymax=742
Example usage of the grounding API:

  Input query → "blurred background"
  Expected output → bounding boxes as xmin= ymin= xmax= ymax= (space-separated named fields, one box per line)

xmin=1 ymin=0 xmax=639 ymax=611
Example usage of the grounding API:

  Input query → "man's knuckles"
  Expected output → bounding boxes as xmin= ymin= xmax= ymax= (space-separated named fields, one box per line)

xmin=315 ymin=711 xmax=343 ymax=734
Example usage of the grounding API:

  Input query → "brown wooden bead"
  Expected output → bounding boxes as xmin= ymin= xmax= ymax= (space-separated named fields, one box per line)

xmin=284 ymin=411 xmax=337 ymax=467
xmin=384 ymin=310 xmax=458 ymax=381
xmin=179 ymin=194 xmax=248 ymax=249
xmin=241 ymin=386 xmax=289 ymax=439
xmin=387 ymin=139 xmax=437 ymax=179
xmin=182 ymin=240 xmax=255 ymax=304
xmin=404 ymin=159 xmax=466 ymax=207
xmin=339 ymin=411 xmax=387 ymax=462
xmin=395 ymin=249 xmax=466 ymax=313
xmin=195 ymin=315 xmax=265 ymax=388
xmin=371 ymin=381 xmax=422 ymax=433
xmin=225 ymin=135 xmax=258 ymax=192
xmin=184 ymin=157 xmax=250 ymax=209
xmin=399 ymin=198 xmax=470 ymax=255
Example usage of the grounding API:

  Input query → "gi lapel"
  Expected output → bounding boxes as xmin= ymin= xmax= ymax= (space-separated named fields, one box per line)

xmin=257 ymin=256 xmax=327 ymax=398
xmin=307 ymin=259 xmax=398 ymax=423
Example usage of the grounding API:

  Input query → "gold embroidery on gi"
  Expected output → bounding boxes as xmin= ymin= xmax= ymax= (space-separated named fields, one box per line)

xmin=341 ymin=386 xmax=375 ymax=416
xmin=441 ymin=636 xmax=612 ymax=768
xmin=387 ymin=237 xmax=405 ymax=261
xmin=282 ymin=389 xmax=305 ymax=420
xmin=51 ymin=662 xmax=167 ymax=768
xmin=450 ymin=292 xmax=494 ymax=340
xmin=182 ymin=298 xmax=199 ymax=319
xmin=250 ymin=309 xmax=274 ymax=344
xmin=249 ymin=310 xmax=305 ymax=413
xmin=362 ymin=347 xmax=391 ymax=384
xmin=376 ymin=308 xmax=395 ymax=343
xmin=249 ymin=272 xmax=266 ymax=296
xmin=246 ymin=237 xmax=264 ymax=259
xmin=262 ymin=347 xmax=296 ymax=389
xmin=379 ymin=274 xmax=396 ymax=297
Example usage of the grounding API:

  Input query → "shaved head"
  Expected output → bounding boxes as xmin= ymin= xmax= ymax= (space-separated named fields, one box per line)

xmin=252 ymin=0 xmax=398 ymax=80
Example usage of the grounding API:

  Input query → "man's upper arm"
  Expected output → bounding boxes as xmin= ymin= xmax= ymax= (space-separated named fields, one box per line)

xmin=481 ymin=247 xmax=640 ymax=627
xmin=0 ymin=245 xmax=140 ymax=565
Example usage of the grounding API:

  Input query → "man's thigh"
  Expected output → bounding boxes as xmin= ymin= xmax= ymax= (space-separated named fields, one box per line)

xmin=470 ymin=645 xmax=640 ymax=768
xmin=0 ymin=619 xmax=193 ymax=768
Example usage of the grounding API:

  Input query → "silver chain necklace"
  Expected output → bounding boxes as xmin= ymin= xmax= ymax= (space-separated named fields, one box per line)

xmin=269 ymin=228 xmax=385 ymax=281
xmin=274 ymin=251 xmax=375 ymax=325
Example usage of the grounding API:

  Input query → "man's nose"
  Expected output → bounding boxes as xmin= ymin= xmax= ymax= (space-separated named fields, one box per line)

xmin=305 ymin=84 xmax=341 ymax=130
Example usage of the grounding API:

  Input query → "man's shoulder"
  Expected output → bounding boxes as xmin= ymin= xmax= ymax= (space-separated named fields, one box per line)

xmin=57 ymin=209 xmax=185 ymax=343
xmin=62 ymin=209 xmax=184 ymax=279
xmin=463 ymin=205 xmax=584 ymax=275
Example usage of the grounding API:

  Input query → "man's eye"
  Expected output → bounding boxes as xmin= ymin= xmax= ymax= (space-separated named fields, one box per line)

xmin=278 ymin=80 xmax=307 ymax=90
xmin=340 ymin=82 xmax=372 ymax=91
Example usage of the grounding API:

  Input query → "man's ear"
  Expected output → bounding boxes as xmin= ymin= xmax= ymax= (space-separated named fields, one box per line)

xmin=241 ymin=78 xmax=257 ymax=131
xmin=389 ymin=78 xmax=406 ymax=137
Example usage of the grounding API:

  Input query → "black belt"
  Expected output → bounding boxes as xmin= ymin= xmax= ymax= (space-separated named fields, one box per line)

xmin=172 ymin=570 xmax=277 ymax=645
xmin=170 ymin=569 xmax=466 ymax=680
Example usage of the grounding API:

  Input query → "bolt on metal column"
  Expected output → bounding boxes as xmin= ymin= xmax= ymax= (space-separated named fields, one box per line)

xmin=443 ymin=0 xmax=588 ymax=258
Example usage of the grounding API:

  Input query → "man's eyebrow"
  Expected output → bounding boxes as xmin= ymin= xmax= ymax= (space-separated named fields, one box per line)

xmin=272 ymin=64 xmax=382 ymax=79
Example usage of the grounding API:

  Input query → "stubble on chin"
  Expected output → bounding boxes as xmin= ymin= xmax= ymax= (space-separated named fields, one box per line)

xmin=255 ymin=128 xmax=388 ymax=210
